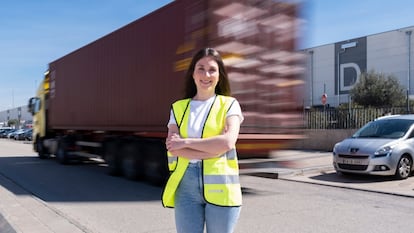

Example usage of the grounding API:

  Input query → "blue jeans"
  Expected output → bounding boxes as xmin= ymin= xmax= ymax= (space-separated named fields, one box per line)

xmin=175 ymin=162 xmax=241 ymax=233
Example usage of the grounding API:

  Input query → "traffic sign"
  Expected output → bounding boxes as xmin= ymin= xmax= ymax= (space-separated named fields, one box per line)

xmin=321 ymin=93 xmax=327 ymax=105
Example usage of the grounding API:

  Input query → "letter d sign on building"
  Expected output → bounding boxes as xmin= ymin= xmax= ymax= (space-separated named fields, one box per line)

xmin=335 ymin=37 xmax=367 ymax=97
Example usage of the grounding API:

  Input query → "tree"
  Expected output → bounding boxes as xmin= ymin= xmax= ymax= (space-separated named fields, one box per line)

xmin=7 ymin=119 xmax=19 ymax=127
xmin=350 ymin=70 xmax=406 ymax=107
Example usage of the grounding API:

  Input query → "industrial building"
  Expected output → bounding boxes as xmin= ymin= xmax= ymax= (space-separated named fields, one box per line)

xmin=302 ymin=25 xmax=414 ymax=108
xmin=0 ymin=105 xmax=32 ymax=128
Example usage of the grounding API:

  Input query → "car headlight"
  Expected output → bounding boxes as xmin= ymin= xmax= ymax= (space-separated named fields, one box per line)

xmin=374 ymin=146 xmax=392 ymax=157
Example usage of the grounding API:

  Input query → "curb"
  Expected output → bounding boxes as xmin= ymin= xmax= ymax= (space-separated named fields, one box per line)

xmin=240 ymin=165 xmax=335 ymax=179
xmin=0 ymin=212 xmax=16 ymax=233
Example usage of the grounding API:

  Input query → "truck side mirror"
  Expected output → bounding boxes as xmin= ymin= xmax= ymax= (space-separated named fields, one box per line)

xmin=27 ymin=97 xmax=35 ymax=115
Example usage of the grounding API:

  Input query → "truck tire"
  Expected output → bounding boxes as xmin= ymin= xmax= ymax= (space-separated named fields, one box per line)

xmin=143 ymin=140 xmax=168 ymax=186
xmin=36 ymin=137 xmax=49 ymax=159
xmin=104 ymin=140 xmax=122 ymax=176
xmin=56 ymin=139 xmax=69 ymax=164
xmin=121 ymin=141 xmax=144 ymax=180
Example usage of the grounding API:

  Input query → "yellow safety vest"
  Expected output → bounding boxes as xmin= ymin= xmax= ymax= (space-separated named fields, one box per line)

xmin=162 ymin=95 xmax=242 ymax=207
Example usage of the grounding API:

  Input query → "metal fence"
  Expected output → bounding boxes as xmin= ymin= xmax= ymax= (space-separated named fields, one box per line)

xmin=303 ymin=107 xmax=409 ymax=129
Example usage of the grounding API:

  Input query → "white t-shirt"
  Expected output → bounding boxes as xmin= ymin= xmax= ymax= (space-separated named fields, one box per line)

xmin=167 ymin=95 xmax=243 ymax=138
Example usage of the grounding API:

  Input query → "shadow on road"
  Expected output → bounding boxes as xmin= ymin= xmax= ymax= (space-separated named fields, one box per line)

xmin=306 ymin=171 xmax=399 ymax=184
xmin=0 ymin=155 xmax=163 ymax=203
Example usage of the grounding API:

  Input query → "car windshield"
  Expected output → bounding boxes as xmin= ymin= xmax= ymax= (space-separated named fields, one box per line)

xmin=352 ymin=119 xmax=414 ymax=139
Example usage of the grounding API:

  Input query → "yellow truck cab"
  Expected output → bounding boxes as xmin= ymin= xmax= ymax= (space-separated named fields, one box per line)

xmin=27 ymin=71 xmax=50 ymax=158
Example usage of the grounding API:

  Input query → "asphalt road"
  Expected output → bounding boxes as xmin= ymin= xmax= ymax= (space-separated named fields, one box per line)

xmin=0 ymin=139 xmax=413 ymax=233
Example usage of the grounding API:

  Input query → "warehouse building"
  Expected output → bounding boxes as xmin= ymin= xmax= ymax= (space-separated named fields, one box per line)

xmin=0 ymin=105 xmax=32 ymax=128
xmin=302 ymin=25 xmax=414 ymax=108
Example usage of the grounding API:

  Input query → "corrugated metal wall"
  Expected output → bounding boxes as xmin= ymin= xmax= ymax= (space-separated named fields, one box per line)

xmin=48 ymin=1 xmax=188 ymax=132
xmin=47 ymin=0 xmax=304 ymax=135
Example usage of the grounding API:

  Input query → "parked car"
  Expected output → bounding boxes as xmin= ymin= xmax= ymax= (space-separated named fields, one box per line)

xmin=0 ymin=129 xmax=10 ymax=138
xmin=8 ymin=129 xmax=24 ymax=139
xmin=14 ymin=128 xmax=32 ymax=141
xmin=24 ymin=128 xmax=33 ymax=141
xmin=4 ymin=129 xmax=18 ymax=139
xmin=0 ymin=129 xmax=14 ymax=138
xmin=333 ymin=114 xmax=414 ymax=179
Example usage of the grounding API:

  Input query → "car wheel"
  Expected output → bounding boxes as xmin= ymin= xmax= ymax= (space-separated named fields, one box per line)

xmin=394 ymin=155 xmax=412 ymax=179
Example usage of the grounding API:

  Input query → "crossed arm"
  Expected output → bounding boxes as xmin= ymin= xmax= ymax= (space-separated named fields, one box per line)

xmin=166 ymin=115 xmax=241 ymax=160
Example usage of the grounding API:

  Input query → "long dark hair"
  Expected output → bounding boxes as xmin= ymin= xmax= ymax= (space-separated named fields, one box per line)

xmin=183 ymin=48 xmax=231 ymax=98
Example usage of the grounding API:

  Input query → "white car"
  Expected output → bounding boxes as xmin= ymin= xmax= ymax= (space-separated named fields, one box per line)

xmin=333 ymin=114 xmax=414 ymax=179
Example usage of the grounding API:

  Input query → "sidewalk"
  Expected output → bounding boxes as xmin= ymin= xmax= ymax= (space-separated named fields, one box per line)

xmin=0 ymin=212 xmax=16 ymax=233
xmin=0 ymin=170 xmax=88 ymax=233
xmin=238 ymin=149 xmax=414 ymax=198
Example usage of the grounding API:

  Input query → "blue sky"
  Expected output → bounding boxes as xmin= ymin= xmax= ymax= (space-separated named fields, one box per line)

xmin=1 ymin=0 xmax=414 ymax=110
xmin=0 ymin=0 xmax=173 ymax=111
xmin=303 ymin=0 xmax=414 ymax=48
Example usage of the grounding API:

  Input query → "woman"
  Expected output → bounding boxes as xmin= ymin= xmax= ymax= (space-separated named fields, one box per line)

xmin=162 ymin=48 xmax=243 ymax=233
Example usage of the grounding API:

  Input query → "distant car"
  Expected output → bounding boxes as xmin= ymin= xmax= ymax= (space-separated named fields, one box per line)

xmin=0 ymin=129 xmax=13 ymax=138
xmin=6 ymin=129 xmax=18 ymax=139
xmin=24 ymin=128 xmax=33 ymax=141
xmin=333 ymin=114 xmax=414 ymax=179
xmin=14 ymin=128 xmax=32 ymax=140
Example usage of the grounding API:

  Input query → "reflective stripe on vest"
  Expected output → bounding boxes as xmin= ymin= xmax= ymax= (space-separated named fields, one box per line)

xmin=204 ymin=174 xmax=240 ymax=184
xmin=167 ymin=152 xmax=177 ymax=172
xmin=166 ymin=99 xmax=190 ymax=172
xmin=162 ymin=95 xmax=242 ymax=208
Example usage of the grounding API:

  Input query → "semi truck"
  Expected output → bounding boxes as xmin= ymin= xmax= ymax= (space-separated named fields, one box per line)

xmin=28 ymin=0 xmax=304 ymax=185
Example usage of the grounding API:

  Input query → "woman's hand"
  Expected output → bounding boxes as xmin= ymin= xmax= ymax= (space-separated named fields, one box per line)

xmin=167 ymin=133 xmax=214 ymax=159
xmin=166 ymin=133 xmax=186 ymax=152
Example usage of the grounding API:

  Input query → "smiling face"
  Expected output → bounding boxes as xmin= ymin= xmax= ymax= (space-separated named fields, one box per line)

xmin=192 ymin=56 xmax=219 ymax=99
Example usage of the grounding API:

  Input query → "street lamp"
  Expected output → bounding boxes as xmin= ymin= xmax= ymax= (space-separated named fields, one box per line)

xmin=406 ymin=30 xmax=412 ymax=113
xmin=18 ymin=107 xmax=21 ymax=129
xmin=308 ymin=50 xmax=314 ymax=107
xmin=337 ymin=41 xmax=357 ymax=106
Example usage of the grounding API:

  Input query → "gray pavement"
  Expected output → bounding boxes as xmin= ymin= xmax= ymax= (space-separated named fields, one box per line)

xmin=0 ymin=168 xmax=87 ymax=233
xmin=1 ymin=148 xmax=413 ymax=232
xmin=239 ymin=150 xmax=334 ymax=178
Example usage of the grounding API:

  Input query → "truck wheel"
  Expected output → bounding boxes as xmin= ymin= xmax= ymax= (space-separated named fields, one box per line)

xmin=143 ymin=140 xmax=168 ymax=186
xmin=104 ymin=140 xmax=122 ymax=176
xmin=56 ymin=139 xmax=69 ymax=164
xmin=121 ymin=141 xmax=144 ymax=180
xmin=36 ymin=138 xmax=49 ymax=159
